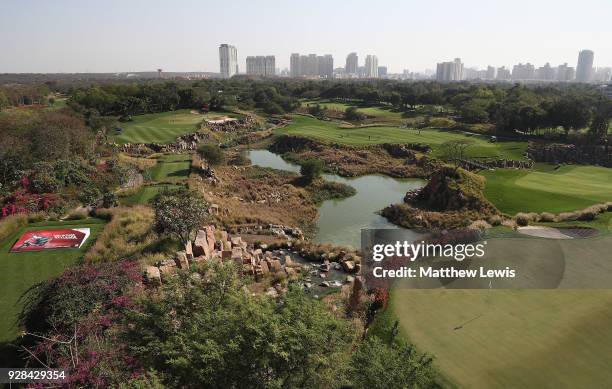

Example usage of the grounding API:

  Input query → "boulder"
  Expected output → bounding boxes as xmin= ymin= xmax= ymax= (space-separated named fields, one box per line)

xmin=175 ymin=251 xmax=189 ymax=269
xmin=231 ymin=236 xmax=242 ymax=247
xmin=194 ymin=230 xmax=210 ymax=258
xmin=260 ymin=260 xmax=270 ymax=274
xmin=231 ymin=248 xmax=243 ymax=263
xmin=144 ymin=266 xmax=161 ymax=285
xmin=158 ymin=265 xmax=176 ymax=281
xmin=319 ymin=281 xmax=331 ymax=287
xmin=341 ymin=261 xmax=356 ymax=273
xmin=205 ymin=226 xmax=216 ymax=253
xmin=185 ymin=241 xmax=194 ymax=259
xmin=284 ymin=255 xmax=296 ymax=267
xmin=268 ymin=259 xmax=282 ymax=272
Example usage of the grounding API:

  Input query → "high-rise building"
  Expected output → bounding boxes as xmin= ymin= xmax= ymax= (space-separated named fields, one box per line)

xmin=436 ymin=58 xmax=464 ymax=81
xmin=289 ymin=53 xmax=334 ymax=78
xmin=365 ymin=55 xmax=378 ymax=78
xmin=290 ymin=53 xmax=301 ymax=77
xmin=219 ymin=44 xmax=238 ymax=78
xmin=511 ymin=63 xmax=535 ymax=80
xmin=556 ymin=63 xmax=575 ymax=82
xmin=496 ymin=66 xmax=511 ymax=81
xmin=345 ymin=52 xmax=358 ymax=74
xmin=593 ymin=67 xmax=612 ymax=83
xmin=378 ymin=66 xmax=388 ymax=77
xmin=246 ymin=56 xmax=275 ymax=77
xmin=317 ymin=55 xmax=334 ymax=79
xmin=576 ymin=50 xmax=594 ymax=83
xmin=485 ymin=66 xmax=497 ymax=80
xmin=536 ymin=63 xmax=555 ymax=80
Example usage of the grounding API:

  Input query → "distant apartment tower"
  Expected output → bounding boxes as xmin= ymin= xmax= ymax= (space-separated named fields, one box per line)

xmin=365 ymin=55 xmax=378 ymax=78
xmin=511 ymin=63 xmax=535 ymax=80
xmin=246 ymin=56 xmax=275 ymax=77
xmin=485 ymin=66 xmax=496 ymax=80
xmin=345 ymin=52 xmax=358 ymax=74
xmin=576 ymin=50 xmax=595 ymax=83
xmin=536 ymin=63 xmax=555 ymax=81
xmin=317 ymin=55 xmax=334 ymax=79
xmin=378 ymin=66 xmax=388 ymax=77
xmin=289 ymin=53 xmax=333 ymax=78
xmin=436 ymin=58 xmax=464 ymax=81
xmin=219 ymin=44 xmax=238 ymax=78
xmin=556 ymin=63 xmax=575 ymax=82
xmin=496 ymin=66 xmax=511 ymax=81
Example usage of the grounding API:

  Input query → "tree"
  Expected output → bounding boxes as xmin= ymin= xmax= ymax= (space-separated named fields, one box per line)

xmin=351 ymin=336 xmax=437 ymax=389
xmin=151 ymin=189 xmax=209 ymax=244
xmin=122 ymin=263 xmax=356 ymax=388
xmin=439 ymin=139 xmax=474 ymax=170
xmin=547 ymin=96 xmax=592 ymax=137
xmin=589 ymin=99 xmax=612 ymax=140
xmin=197 ymin=144 xmax=224 ymax=167
xmin=300 ymin=159 xmax=323 ymax=183
xmin=345 ymin=106 xmax=365 ymax=121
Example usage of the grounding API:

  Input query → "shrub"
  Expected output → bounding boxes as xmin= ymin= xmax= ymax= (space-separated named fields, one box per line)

xmin=538 ymin=212 xmax=556 ymax=222
xmin=27 ymin=211 xmax=47 ymax=223
xmin=487 ymin=215 xmax=502 ymax=226
xmin=0 ymin=214 xmax=28 ymax=242
xmin=469 ymin=220 xmax=491 ymax=231
xmin=515 ymin=213 xmax=531 ymax=226
xmin=65 ymin=208 xmax=89 ymax=220
xmin=197 ymin=144 xmax=224 ymax=167
xmin=300 ymin=159 xmax=324 ymax=183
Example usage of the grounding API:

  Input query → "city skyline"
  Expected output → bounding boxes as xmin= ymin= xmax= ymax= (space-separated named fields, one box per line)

xmin=1 ymin=0 xmax=612 ymax=74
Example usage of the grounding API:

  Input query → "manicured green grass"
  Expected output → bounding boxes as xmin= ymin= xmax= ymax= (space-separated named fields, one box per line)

xmin=278 ymin=115 xmax=527 ymax=160
xmin=111 ymin=110 xmax=235 ymax=144
xmin=0 ymin=218 xmax=105 ymax=342
xmin=301 ymin=99 xmax=405 ymax=124
xmin=150 ymin=154 xmax=191 ymax=181
xmin=392 ymin=287 xmax=612 ymax=388
xmin=482 ymin=164 xmax=612 ymax=214
xmin=120 ymin=184 xmax=182 ymax=205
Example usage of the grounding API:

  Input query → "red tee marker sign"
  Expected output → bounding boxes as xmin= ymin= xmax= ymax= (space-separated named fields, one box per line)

xmin=10 ymin=228 xmax=91 ymax=252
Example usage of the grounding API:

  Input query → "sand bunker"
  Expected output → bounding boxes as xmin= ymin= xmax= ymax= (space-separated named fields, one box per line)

xmin=205 ymin=116 xmax=238 ymax=124
xmin=517 ymin=226 xmax=598 ymax=239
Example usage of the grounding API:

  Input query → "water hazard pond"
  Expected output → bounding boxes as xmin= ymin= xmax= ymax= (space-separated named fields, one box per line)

xmin=247 ymin=149 xmax=425 ymax=248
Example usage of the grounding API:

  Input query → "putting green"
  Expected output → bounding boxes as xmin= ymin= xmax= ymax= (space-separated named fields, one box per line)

xmin=0 ymin=219 xmax=105 ymax=342
xmin=277 ymin=115 xmax=527 ymax=160
xmin=111 ymin=110 xmax=237 ymax=144
xmin=482 ymin=164 xmax=612 ymax=214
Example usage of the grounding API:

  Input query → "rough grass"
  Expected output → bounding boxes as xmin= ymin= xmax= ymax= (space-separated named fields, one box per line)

xmin=84 ymin=206 xmax=156 ymax=263
xmin=0 ymin=218 xmax=105 ymax=341
xmin=481 ymin=164 xmax=612 ymax=215
xmin=277 ymin=115 xmax=527 ymax=161
xmin=120 ymin=184 xmax=182 ymax=206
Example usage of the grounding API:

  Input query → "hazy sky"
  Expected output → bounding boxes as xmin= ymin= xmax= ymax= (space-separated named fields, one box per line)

xmin=1 ymin=0 xmax=610 ymax=74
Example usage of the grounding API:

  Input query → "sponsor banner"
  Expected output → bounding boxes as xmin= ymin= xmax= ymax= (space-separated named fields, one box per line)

xmin=10 ymin=228 xmax=91 ymax=252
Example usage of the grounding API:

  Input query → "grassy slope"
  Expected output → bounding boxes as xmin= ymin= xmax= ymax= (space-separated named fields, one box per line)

xmin=111 ymin=110 xmax=230 ymax=144
xmin=482 ymin=164 xmax=612 ymax=214
xmin=0 ymin=219 xmax=105 ymax=341
xmin=277 ymin=115 xmax=527 ymax=160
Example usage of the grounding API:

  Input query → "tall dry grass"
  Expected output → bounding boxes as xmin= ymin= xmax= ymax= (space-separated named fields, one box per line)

xmin=85 ymin=206 xmax=156 ymax=263
xmin=0 ymin=214 xmax=28 ymax=243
